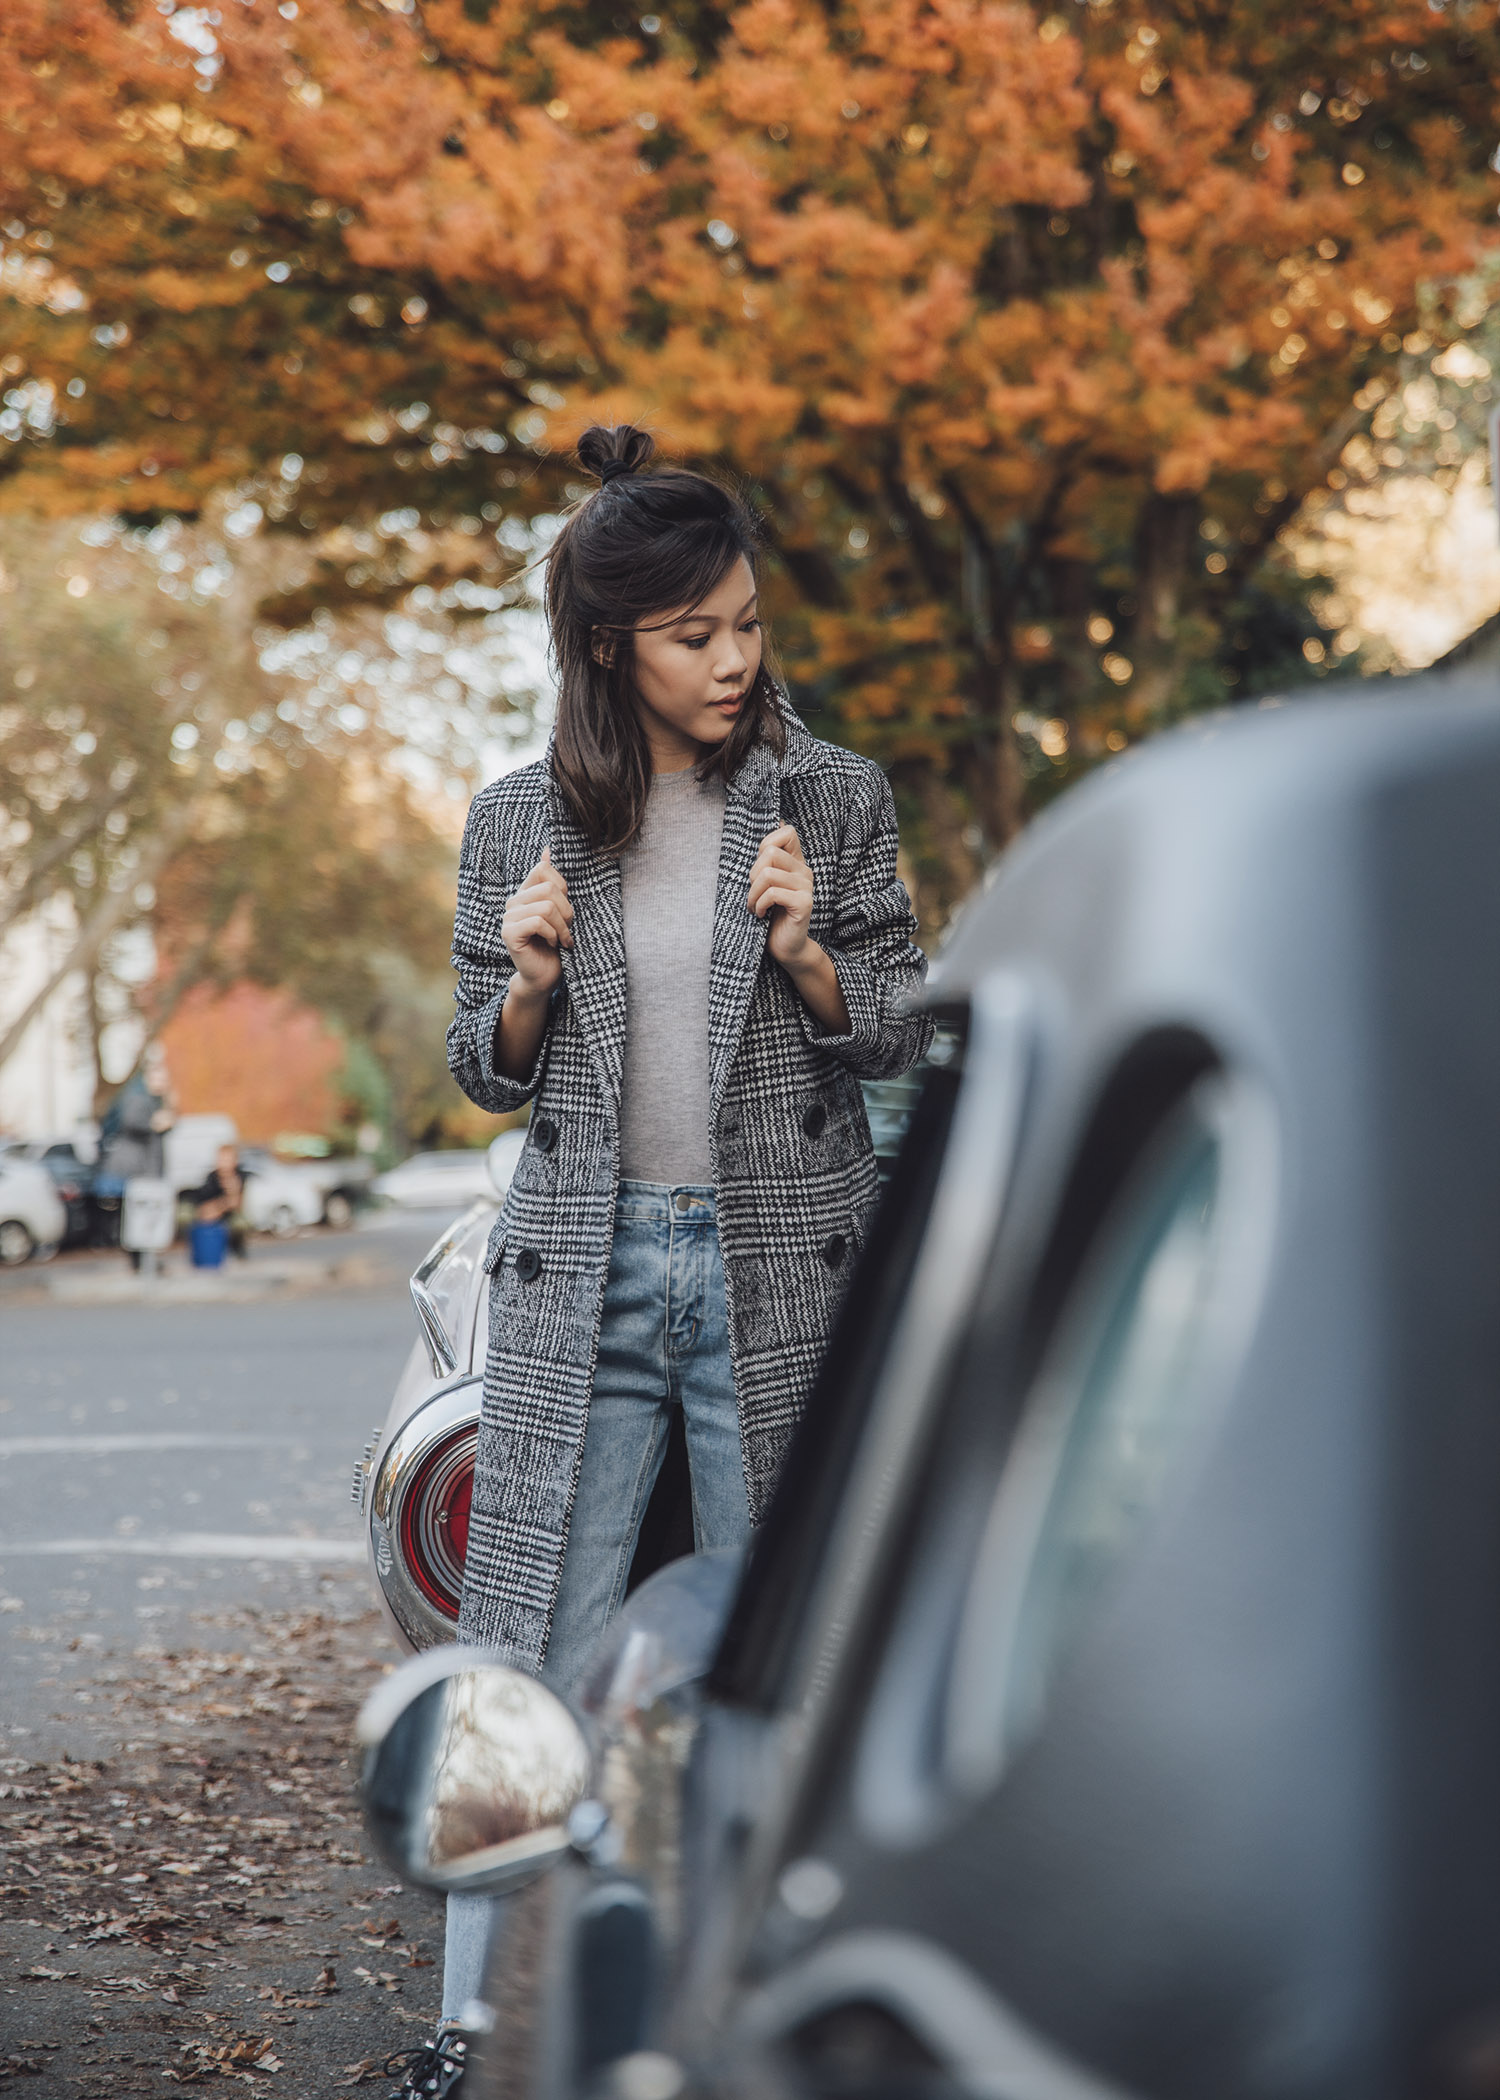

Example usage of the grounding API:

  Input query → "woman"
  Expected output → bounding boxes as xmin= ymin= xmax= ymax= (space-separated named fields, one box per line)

xmin=398 ymin=423 xmax=929 ymax=2093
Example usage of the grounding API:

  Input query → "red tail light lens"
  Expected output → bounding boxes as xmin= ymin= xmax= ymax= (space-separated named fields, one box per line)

xmin=396 ymin=1425 xmax=476 ymax=1620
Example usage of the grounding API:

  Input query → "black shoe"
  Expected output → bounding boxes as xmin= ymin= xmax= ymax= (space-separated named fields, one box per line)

xmin=383 ymin=2028 xmax=469 ymax=2098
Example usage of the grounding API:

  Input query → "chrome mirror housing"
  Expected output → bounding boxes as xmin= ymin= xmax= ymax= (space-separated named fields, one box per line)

xmin=357 ymin=1647 xmax=591 ymax=1895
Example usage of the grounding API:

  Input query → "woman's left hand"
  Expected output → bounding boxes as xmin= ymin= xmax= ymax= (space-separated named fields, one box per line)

xmin=749 ymin=825 xmax=816 ymax=967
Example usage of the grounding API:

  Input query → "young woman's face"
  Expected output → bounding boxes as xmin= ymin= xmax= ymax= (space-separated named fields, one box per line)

xmin=630 ymin=555 xmax=763 ymax=768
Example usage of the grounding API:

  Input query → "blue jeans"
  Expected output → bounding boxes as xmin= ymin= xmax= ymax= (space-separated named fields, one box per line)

xmin=442 ymin=1180 xmax=748 ymax=2023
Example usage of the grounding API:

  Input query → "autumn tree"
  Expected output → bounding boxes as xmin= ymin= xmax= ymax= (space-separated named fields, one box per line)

xmin=0 ymin=512 xmax=456 ymax=1137
xmin=2 ymin=0 xmax=1499 ymax=911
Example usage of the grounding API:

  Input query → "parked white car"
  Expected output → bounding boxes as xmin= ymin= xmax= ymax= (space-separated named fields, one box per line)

xmin=164 ymin=1113 xmax=239 ymax=1193
xmin=235 ymin=1148 xmax=326 ymax=1237
xmin=373 ymin=1142 xmax=518 ymax=1211
xmin=0 ymin=1158 xmax=67 ymax=1265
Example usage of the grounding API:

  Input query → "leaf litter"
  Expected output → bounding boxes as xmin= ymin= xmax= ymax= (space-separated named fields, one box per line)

xmin=0 ymin=1598 xmax=440 ymax=2095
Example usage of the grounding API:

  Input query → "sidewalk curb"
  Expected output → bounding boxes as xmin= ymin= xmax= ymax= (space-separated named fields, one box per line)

xmin=6 ymin=1253 xmax=390 ymax=1306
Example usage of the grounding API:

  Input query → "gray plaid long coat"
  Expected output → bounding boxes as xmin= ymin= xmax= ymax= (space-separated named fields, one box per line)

xmin=446 ymin=708 xmax=930 ymax=1669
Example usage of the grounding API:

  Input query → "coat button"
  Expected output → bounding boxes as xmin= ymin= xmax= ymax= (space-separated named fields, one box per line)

xmin=822 ymin=1234 xmax=847 ymax=1269
xmin=531 ymin=1116 xmax=557 ymax=1154
xmin=514 ymin=1247 xmax=542 ymax=1282
xmin=802 ymin=1103 xmax=827 ymax=1139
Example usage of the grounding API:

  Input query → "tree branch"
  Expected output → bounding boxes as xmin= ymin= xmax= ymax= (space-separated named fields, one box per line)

xmin=0 ymin=798 xmax=199 ymax=1078
xmin=0 ymin=774 xmax=138 ymax=943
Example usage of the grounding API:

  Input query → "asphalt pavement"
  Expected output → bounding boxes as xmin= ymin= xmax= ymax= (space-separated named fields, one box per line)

xmin=0 ymin=1212 xmax=443 ymax=1758
xmin=0 ymin=1211 xmax=463 ymax=2093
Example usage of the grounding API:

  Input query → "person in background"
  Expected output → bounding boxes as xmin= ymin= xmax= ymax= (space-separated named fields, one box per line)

xmin=95 ymin=1058 xmax=175 ymax=1261
xmin=191 ymin=1144 xmax=247 ymax=1259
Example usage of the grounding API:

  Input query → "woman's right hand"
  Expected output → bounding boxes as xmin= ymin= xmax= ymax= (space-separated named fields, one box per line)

xmin=502 ymin=848 xmax=573 ymax=1000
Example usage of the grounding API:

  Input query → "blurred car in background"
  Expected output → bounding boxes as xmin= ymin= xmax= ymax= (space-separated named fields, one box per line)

xmin=0 ymin=1155 xmax=67 ymax=1265
xmin=234 ymin=1147 xmax=324 ymax=1237
xmin=373 ymin=1144 xmax=515 ymax=1212
xmin=862 ymin=1072 xmax=924 ymax=1183
xmin=233 ymin=1146 xmax=373 ymax=1235
xmin=164 ymin=1113 xmax=239 ymax=1195
xmin=9 ymin=1137 xmax=96 ymax=1246
xmin=290 ymin=1153 xmax=374 ymax=1228
xmin=357 ymin=674 xmax=1500 ymax=2100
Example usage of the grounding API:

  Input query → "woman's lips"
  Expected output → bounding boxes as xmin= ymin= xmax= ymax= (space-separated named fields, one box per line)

xmin=710 ymin=692 xmax=745 ymax=711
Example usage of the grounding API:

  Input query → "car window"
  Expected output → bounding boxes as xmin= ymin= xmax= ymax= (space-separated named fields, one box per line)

xmin=943 ymin=1089 xmax=1226 ymax=1789
xmin=851 ymin=1061 xmax=1276 ymax=1842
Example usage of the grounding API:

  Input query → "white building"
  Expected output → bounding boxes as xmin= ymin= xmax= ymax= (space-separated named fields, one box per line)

xmin=0 ymin=902 xmax=148 ymax=1141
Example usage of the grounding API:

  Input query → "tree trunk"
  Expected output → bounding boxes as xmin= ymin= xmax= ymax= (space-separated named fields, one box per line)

xmin=87 ymin=967 xmax=111 ymax=1122
xmin=1127 ymin=490 xmax=1200 ymax=724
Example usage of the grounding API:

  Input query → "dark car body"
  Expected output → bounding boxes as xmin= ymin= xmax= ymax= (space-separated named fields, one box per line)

xmin=392 ymin=675 xmax=1500 ymax=2100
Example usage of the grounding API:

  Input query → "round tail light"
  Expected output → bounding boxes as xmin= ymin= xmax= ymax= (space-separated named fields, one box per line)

xmin=398 ymin=1426 xmax=475 ymax=1619
xmin=367 ymin=1383 xmax=481 ymax=1651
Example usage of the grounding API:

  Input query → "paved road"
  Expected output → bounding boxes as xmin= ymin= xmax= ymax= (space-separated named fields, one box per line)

xmin=0 ymin=1215 xmax=443 ymax=1757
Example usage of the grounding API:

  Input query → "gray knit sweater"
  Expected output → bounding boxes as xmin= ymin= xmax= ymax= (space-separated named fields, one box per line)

xmin=617 ymin=766 xmax=726 ymax=1185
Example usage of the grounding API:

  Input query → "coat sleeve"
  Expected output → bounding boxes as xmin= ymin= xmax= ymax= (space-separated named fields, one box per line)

xmin=446 ymin=790 xmax=550 ymax=1116
xmin=799 ymin=765 xmax=933 ymax=1080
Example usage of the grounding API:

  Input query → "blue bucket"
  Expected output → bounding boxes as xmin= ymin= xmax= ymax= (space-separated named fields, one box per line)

xmin=190 ymin=1220 xmax=230 ymax=1269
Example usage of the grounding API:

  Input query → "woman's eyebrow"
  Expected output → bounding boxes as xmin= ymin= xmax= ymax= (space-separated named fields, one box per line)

xmin=667 ymin=592 xmax=759 ymax=629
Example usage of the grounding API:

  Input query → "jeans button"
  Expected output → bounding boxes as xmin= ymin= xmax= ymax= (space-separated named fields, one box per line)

xmin=674 ymin=1191 xmax=692 ymax=1213
xmin=514 ymin=1247 xmax=542 ymax=1282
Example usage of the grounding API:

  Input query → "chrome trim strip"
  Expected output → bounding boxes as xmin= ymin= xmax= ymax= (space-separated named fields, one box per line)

xmin=409 ymin=1199 xmax=494 ymax=1377
xmin=733 ymin=1929 xmax=1131 ymax=2100
xmin=410 ymin=1276 xmax=458 ymax=1379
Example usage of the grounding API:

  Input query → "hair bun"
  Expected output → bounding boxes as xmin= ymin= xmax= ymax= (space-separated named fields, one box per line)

xmin=576 ymin=423 xmax=655 ymax=488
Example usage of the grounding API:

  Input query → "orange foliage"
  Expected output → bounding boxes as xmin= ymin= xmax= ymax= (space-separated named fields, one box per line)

xmin=161 ymin=981 xmax=344 ymax=1144
xmin=1 ymin=0 xmax=1499 ymax=899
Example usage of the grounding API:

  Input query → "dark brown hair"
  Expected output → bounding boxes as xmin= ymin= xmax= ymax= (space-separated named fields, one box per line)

xmin=546 ymin=423 xmax=785 ymax=853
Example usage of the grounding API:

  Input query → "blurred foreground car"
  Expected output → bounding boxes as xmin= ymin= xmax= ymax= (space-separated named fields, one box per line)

xmin=361 ymin=677 xmax=1500 ymax=2100
xmin=374 ymin=1147 xmax=505 ymax=1212
xmin=0 ymin=1156 xmax=66 ymax=1264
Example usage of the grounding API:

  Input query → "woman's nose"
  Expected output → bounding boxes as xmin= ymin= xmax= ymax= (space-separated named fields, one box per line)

xmin=714 ymin=635 xmax=749 ymax=684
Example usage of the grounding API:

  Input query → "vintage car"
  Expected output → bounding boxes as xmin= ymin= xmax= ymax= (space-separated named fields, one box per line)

xmin=357 ymin=674 xmax=1500 ymax=2100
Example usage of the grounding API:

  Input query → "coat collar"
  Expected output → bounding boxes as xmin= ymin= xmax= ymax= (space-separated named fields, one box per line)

xmin=542 ymin=702 xmax=821 ymax=1129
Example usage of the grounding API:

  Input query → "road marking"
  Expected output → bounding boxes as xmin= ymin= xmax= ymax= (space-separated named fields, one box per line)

xmin=0 ymin=1435 xmax=342 ymax=1457
xmin=0 ymin=1534 xmax=364 ymax=1561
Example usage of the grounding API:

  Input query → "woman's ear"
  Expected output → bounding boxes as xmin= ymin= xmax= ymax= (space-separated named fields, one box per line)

xmin=591 ymin=628 xmax=619 ymax=668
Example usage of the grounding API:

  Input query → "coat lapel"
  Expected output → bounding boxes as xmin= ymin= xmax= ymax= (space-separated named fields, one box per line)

xmin=708 ymin=734 xmax=782 ymax=1120
xmin=545 ymin=762 xmax=626 ymax=1130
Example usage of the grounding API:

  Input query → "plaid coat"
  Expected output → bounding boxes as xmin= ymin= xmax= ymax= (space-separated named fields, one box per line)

xmin=446 ymin=709 xmax=930 ymax=1668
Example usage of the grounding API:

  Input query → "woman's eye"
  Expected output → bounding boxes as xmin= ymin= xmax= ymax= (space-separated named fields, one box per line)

xmin=740 ymin=619 xmax=761 ymax=634
xmin=681 ymin=635 xmax=710 ymax=650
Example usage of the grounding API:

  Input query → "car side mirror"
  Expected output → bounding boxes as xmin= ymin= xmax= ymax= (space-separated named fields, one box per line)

xmin=356 ymin=1647 xmax=591 ymax=1895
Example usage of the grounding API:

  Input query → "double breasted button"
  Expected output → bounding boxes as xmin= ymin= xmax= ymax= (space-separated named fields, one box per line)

xmin=821 ymin=1234 xmax=847 ymax=1269
xmin=531 ymin=1115 xmax=558 ymax=1154
xmin=802 ymin=1102 xmax=828 ymax=1139
xmin=514 ymin=1247 xmax=542 ymax=1282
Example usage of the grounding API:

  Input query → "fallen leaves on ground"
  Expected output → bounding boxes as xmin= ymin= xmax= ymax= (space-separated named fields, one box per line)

xmin=0 ymin=1596 xmax=439 ymax=2097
